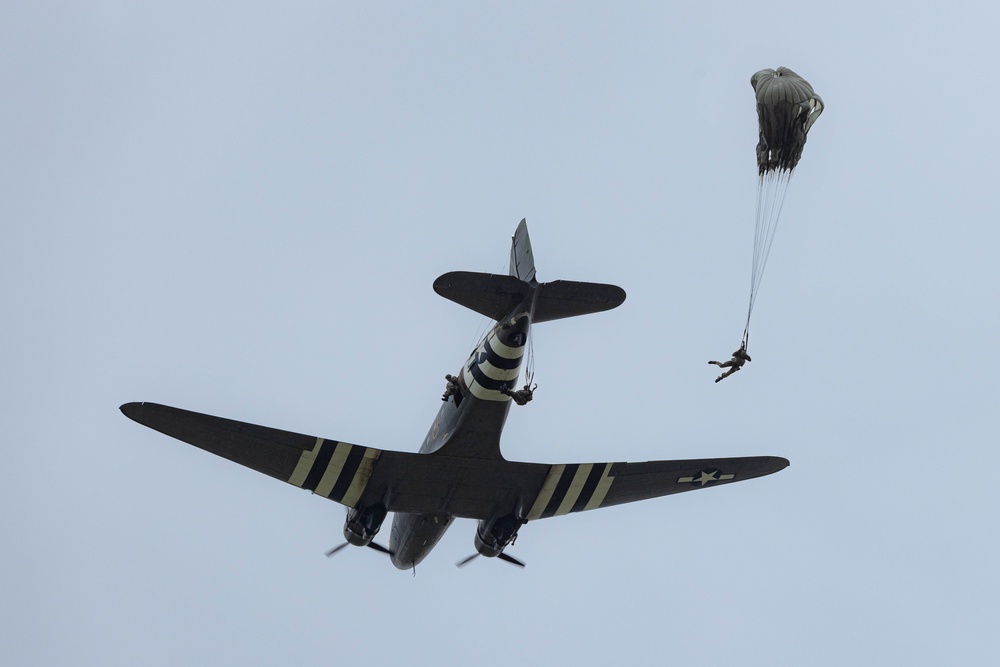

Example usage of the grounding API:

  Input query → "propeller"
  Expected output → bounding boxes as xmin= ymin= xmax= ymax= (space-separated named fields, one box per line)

xmin=456 ymin=553 xmax=480 ymax=568
xmin=326 ymin=506 xmax=393 ymax=559
xmin=455 ymin=551 xmax=525 ymax=568
xmin=325 ymin=541 xmax=393 ymax=558
xmin=325 ymin=542 xmax=350 ymax=558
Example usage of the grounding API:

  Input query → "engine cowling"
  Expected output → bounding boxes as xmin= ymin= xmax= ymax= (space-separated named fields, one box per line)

xmin=473 ymin=514 xmax=522 ymax=558
xmin=343 ymin=503 xmax=388 ymax=547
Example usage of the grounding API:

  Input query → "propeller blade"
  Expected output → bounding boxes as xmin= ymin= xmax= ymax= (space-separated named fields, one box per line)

xmin=456 ymin=552 xmax=525 ymax=568
xmin=327 ymin=541 xmax=392 ymax=559
xmin=456 ymin=553 xmax=480 ymax=568
xmin=366 ymin=542 xmax=392 ymax=556
xmin=325 ymin=542 xmax=350 ymax=558
xmin=497 ymin=552 xmax=526 ymax=568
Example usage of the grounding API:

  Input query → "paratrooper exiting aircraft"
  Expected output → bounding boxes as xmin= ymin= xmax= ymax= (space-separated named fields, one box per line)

xmin=121 ymin=220 xmax=788 ymax=570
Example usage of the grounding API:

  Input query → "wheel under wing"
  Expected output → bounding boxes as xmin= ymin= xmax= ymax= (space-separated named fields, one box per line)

xmin=121 ymin=402 xmax=788 ymax=521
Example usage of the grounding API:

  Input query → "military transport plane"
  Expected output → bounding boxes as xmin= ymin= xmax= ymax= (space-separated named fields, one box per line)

xmin=121 ymin=220 xmax=788 ymax=571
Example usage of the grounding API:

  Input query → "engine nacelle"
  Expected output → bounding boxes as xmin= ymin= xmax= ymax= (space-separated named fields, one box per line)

xmin=343 ymin=503 xmax=388 ymax=547
xmin=473 ymin=514 xmax=522 ymax=558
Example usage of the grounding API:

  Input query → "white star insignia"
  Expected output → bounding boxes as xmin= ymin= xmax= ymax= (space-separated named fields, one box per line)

xmin=694 ymin=470 xmax=718 ymax=485
xmin=677 ymin=469 xmax=736 ymax=486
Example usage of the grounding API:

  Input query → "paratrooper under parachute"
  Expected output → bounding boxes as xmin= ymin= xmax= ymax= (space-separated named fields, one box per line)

xmin=711 ymin=67 xmax=823 ymax=383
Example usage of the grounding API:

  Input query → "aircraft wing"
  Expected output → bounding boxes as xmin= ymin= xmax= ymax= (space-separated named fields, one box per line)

xmin=121 ymin=402 xmax=787 ymax=520
xmin=519 ymin=457 xmax=788 ymax=520
xmin=120 ymin=402 xmax=546 ymax=517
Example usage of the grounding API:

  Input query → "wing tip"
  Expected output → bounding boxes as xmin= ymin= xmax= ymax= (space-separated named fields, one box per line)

xmin=120 ymin=401 xmax=149 ymax=422
xmin=762 ymin=456 xmax=791 ymax=475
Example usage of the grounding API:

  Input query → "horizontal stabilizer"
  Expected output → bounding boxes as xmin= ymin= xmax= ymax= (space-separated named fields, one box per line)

xmin=434 ymin=272 xmax=530 ymax=321
xmin=434 ymin=271 xmax=626 ymax=322
xmin=532 ymin=280 xmax=626 ymax=323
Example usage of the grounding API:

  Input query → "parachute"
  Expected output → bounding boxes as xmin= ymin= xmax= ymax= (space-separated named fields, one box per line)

xmin=742 ymin=67 xmax=823 ymax=348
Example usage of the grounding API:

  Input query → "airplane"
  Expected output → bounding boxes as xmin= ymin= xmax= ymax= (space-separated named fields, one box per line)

xmin=121 ymin=219 xmax=788 ymax=571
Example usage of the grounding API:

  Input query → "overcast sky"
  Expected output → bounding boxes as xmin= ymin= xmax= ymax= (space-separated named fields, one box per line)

xmin=4 ymin=3 xmax=999 ymax=665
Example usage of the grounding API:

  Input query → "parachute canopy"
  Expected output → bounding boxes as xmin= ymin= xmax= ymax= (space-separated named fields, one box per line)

xmin=751 ymin=67 xmax=823 ymax=176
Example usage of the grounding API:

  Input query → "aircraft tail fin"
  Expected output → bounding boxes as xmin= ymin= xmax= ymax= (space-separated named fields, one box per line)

xmin=433 ymin=218 xmax=625 ymax=322
xmin=509 ymin=218 xmax=536 ymax=283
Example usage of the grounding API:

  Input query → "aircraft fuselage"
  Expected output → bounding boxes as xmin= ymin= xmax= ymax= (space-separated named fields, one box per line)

xmin=387 ymin=309 xmax=530 ymax=569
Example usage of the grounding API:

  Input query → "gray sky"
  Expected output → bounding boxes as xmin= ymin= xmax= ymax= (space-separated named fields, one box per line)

xmin=4 ymin=3 xmax=998 ymax=665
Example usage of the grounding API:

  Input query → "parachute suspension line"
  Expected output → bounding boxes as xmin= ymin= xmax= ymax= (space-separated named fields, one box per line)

xmin=523 ymin=283 xmax=539 ymax=387
xmin=468 ymin=315 xmax=491 ymax=360
xmin=468 ymin=256 xmax=512 ymax=353
xmin=760 ymin=170 xmax=793 ymax=294
xmin=744 ymin=168 xmax=794 ymax=347
xmin=524 ymin=328 xmax=535 ymax=387
xmin=752 ymin=169 xmax=793 ymax=309
xmin=469 ymin=261 xmax=506 ymax=353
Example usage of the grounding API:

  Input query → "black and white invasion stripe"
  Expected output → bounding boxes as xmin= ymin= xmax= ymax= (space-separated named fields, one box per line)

xmin=287 ymin=438 xmax=380 ymax=506
xmin=461 ymin=332 xmax=525 ymax=402
xmin=526 ymin=463 xmax=615 ymax=520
